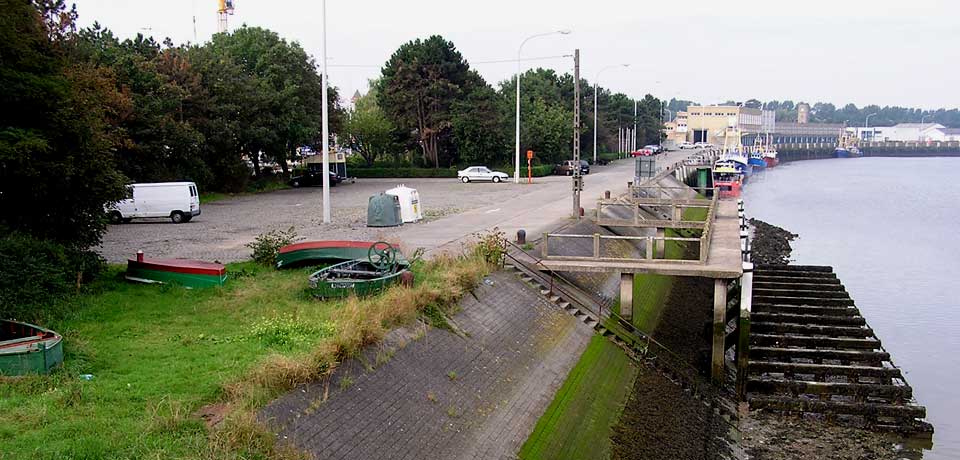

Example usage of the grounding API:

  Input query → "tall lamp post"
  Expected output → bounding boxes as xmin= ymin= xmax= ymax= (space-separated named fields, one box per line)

xmin=864 ymin=112 xmax=877 ymax=141
xmin=919 ymin=114 xmax=928 ymax=141
xmin=515 ymin=29 xmax=571 ymax=183
xmin=320 ymin=0 xmax=331 ymax=223
xmin=593 ymin=64 xmax=629 ymax=163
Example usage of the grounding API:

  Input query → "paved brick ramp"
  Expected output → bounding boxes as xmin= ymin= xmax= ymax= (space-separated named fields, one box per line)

xmin=261 ymin=271 xmax=593 ymax=459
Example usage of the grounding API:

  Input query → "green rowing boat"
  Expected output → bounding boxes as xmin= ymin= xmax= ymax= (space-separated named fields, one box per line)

xmin=1 ymin=320 xmax=63 ymax=376
xmin=275 ymin=241 xmax=378 ymax=269
xmin=308 ymin=242 xmax=409 ymax=298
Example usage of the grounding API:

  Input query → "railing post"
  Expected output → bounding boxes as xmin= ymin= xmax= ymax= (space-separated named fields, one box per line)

xmin=646 ymin=236 xmax=653 ymax=259
xmin=736 ymin=262 xmax=754 ymax=401
xmin=541 ymin=233 xmax=549 ymax=259
xmin=593 ymin=233 xmax=601 ymax=259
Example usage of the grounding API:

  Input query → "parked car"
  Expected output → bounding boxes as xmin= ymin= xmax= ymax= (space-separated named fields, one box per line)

xmin=106 ymin=182 xmax=200 ymax=224
xmin=630 ymin=148 xmax=654 ymax=157
xmin=643 ymin=144 xmax=664 ymax=154
xmin=289 ymin=170 xmax=341 ymax=188
xmin=678 ymin=141 xmax=696 ymax=150
xmin=458 ymin=166 xmax=508 ymax=183
xmin=579 ymin=160 xmax=590 ymax=175
xmin=553 ymin=160 xmax=577 ymax=176
xmin=694 ymin=142 xmax=714 ymax=149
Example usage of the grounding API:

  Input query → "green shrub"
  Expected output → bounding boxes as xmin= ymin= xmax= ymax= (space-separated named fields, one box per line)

xmin=351 ymin=168 xmax=459 ymax=178
xmin=502 ymin=164 xmax=555 ymax=177
xmin=0 ymin=232 xmax=105 ymax=321
xmin=246 ymin=227 xmax=299 ymax=266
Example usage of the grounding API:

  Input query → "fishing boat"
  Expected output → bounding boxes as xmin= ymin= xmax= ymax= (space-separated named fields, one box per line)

xmin=126 ymin=252 xmax=227 ymax=288
xmin=712 ymin=165 xmax=744 ymax=198
xmin=308 ymin=242 xmax=408 ymax=298
xmin=276 ymin=241 xmax=379 ymax=269
xmin=1 ymin=320 xmax=63 ymax=375
xmin=748 ymin=151 xmax=767 ymax=170
xmin=762 ymin=147 xmax=779 ymax=167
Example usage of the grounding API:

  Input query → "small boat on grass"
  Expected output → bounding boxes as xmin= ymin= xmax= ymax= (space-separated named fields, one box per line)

xmin=126 ymin=252 xmax=227 ymax=288
xmin=308 ymin=242 xmax=409 ymax=298
xmin=276 ymin=241 xmax=378 ymax=269
xmin=1 ymin=320 xmax=63 ymax=376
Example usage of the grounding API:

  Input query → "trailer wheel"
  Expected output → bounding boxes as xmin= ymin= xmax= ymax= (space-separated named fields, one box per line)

xmin=171 ymin=211 xmax=186 ymax=224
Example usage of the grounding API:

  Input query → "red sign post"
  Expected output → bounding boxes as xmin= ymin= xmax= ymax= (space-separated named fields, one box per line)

xmin=526 ymin=150 xmax=534 ymax=184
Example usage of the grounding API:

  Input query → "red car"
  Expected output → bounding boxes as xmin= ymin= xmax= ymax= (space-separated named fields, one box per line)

xmin=630 ymin=148 xmax=654 ymax=157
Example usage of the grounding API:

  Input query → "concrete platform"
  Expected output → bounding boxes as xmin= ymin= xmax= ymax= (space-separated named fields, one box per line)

xmin=532 ymin=199 xmax=743 ymax=279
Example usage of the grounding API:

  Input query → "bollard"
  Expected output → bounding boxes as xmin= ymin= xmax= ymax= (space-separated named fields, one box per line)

xmin=740 ymin=230 xmax=749 ymax=262
xmin=604 ymin=190 xmax=611 ymax=199
xmin=136 ymin=250 xmax=144 ymax=262
xmin=735 ymin=262 xmax=754 ymax=401
xmin=516 ymin=229 xmax=526 ymax=245
xmin=579 ymin=207 xmax=585 ymax=217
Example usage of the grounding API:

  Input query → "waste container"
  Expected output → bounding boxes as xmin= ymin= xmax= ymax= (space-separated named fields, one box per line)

xmin=385 ymin=184 xmax=423 ymax=223
xmin=367 ymin=193 xmax=402 ymax=227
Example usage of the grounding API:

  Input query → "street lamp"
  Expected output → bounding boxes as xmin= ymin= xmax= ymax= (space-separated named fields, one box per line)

xmin=864 ymin=112 xmax=878 ymax=141
xmin=320 ymin=0 xmax=331 ymax=223
xmin=593 ymin=64 xmax=630 ymax=162
xmin=515 ymin=29 xmax=571 ymax=183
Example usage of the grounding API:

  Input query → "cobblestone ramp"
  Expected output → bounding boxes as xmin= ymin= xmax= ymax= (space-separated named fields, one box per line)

xmin=260 ymin=271 xmax=593 ymax=460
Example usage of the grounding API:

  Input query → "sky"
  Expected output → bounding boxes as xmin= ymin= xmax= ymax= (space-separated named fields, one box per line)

xmin=71 ymin=0 xmax=960 ymax=109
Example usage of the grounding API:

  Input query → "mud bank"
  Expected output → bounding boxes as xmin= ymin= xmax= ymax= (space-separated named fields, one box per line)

xmin=749 ymin=218 xmax=797 ymax=265
xmin=609 ymin=245 xmax=733 ymax=460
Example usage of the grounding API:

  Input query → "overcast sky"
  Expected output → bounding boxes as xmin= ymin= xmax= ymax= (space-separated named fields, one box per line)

xmin=73 ymin=0 xmax=959 ymax=109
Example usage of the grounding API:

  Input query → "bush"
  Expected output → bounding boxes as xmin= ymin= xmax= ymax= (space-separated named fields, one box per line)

xmin=502 ymin=164 xmax=555 ymax=177
xmin=351 ymin=168 xmax=459 ymax=178
xmin=0 ymin=232 xmax=105 ymax=322
xmin=246 ymin=227 xmax=299 ymax=266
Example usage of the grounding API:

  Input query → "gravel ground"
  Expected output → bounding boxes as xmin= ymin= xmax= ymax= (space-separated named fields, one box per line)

xmin=97 ymin=176 xmax=571 ymax=263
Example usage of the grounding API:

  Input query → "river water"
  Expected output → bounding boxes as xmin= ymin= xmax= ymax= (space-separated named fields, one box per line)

xmin=742 ymin=157 xmax=960 ymax=460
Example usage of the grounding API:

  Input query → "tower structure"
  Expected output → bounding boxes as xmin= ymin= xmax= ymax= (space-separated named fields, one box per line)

xmin=217 ymin=0 xmax=234 ymax=33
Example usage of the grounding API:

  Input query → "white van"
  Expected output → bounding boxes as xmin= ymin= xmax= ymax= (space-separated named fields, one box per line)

xmin=107 ymin=182 xmax=200 ymax=224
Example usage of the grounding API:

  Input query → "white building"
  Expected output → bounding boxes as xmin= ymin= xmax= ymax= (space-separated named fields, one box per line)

xmin=851 ymin=123 xmax=946 ymax=142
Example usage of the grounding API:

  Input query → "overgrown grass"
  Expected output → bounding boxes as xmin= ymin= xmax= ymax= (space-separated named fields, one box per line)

xmin=0 ymin=253 xmax=490 ymax=459
xmin=518 ymin=336 xmax=638 ymax=460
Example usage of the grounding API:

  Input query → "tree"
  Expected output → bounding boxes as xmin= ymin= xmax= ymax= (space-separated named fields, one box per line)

xmin=0 ymin=0 xmax=128 ymax=248
xmin=451 ymin=73 xmax=507 ymax=166
xmin=378 ymin=35 xmax=473 ymax=168
xmin=344 ymin=82 xmax=400 ymax=166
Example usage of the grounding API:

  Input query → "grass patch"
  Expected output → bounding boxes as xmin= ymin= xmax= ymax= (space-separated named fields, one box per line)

xmin=0 ymin=252 xmax=490 ymax=459
xmin=519 ymin=336 xmax=638 ymax=460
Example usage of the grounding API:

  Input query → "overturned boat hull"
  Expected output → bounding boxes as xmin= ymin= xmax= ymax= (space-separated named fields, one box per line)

xmin=276 ymin=241 xmax=378 ymax=269
xmin=126 ymin=258 xmax=227 ymax=288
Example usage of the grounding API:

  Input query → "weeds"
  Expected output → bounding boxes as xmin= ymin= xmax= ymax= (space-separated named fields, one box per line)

xmin=472 ymin=228 xmax=506 ymax=266
xmin=339 ymin=375 xmax=354 ymax=391
xmin=246 ymin=227 xmax=299 ymax=266
xmin=446 ymin=371 xmax=458 ymax=381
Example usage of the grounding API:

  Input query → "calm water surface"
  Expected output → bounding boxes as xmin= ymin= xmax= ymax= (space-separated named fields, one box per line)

xmin=742 ymin=157 xmax=960 ymax=459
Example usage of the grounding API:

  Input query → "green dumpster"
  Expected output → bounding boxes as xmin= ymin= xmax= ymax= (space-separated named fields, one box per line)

xmin=367 ymin=193 xmax=403 ymax=227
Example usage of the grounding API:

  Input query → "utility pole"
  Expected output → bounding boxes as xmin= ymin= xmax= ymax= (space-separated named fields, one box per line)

xmin=634 ymin=99 xmax=638 ymax=153
xmin=572 ymin=49 xmax=581 ymax=219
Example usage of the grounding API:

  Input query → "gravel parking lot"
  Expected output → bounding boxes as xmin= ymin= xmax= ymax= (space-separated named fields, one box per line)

xmin=99 ymin=174 xmax=582 ymax=263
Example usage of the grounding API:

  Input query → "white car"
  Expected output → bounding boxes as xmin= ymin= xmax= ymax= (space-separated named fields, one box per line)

xmin=694 ymin=142 xmax=714 ymax=149
xmin=678 ymin=141 xmax=696 ymax=150
xmin=457 ymin=166 xmax=508 ymax=183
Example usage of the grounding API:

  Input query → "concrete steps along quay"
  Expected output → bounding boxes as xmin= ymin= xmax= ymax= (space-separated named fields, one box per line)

xmin=747 ymin=265 xmax=932 ymax=434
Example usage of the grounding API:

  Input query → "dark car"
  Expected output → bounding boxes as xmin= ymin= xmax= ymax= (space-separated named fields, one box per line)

xmin=579 ymin=160 xmax=590 ymax=175
xmin=289 ymin=170 xmax=341 ymax=188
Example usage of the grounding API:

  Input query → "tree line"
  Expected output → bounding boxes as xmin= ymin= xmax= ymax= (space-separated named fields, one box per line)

xmin=349 ymin=35 xmax=664 ymax=169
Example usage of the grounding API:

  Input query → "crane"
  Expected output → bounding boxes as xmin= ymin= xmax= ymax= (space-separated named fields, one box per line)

xmin=217 ymin=0 xmax=234 ymax=33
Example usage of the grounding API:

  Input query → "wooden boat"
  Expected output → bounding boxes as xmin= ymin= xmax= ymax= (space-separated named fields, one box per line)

xmin=308 ymin=259 xmax=409 ymax=299
xmin=1 ymin=320 xmax=63 ymax=376
xmin=275 ymin=240 xmax=378 ymax=269
xmin=126 ymin=252 xmax=227 ymax=288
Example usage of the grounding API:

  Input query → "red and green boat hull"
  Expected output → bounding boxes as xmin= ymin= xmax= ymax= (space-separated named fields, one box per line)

xmin=1 ymin=320 xmax=63 ymax=376
xmin=126 ymin=258 xmax=227 ymax=288
xmin=276 ymin=241 xmax=379 ymax=269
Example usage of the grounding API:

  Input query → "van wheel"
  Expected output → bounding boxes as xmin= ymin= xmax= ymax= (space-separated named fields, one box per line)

xmin=492 ymin=176 xmax=501 ymax=183
xmin=461 ymin=177 xmax=470 ymax=183
xmin=171 ymin=211 xmax=186 ymax=224
xmin=108 ymin=211 xmax=123 ymax=224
